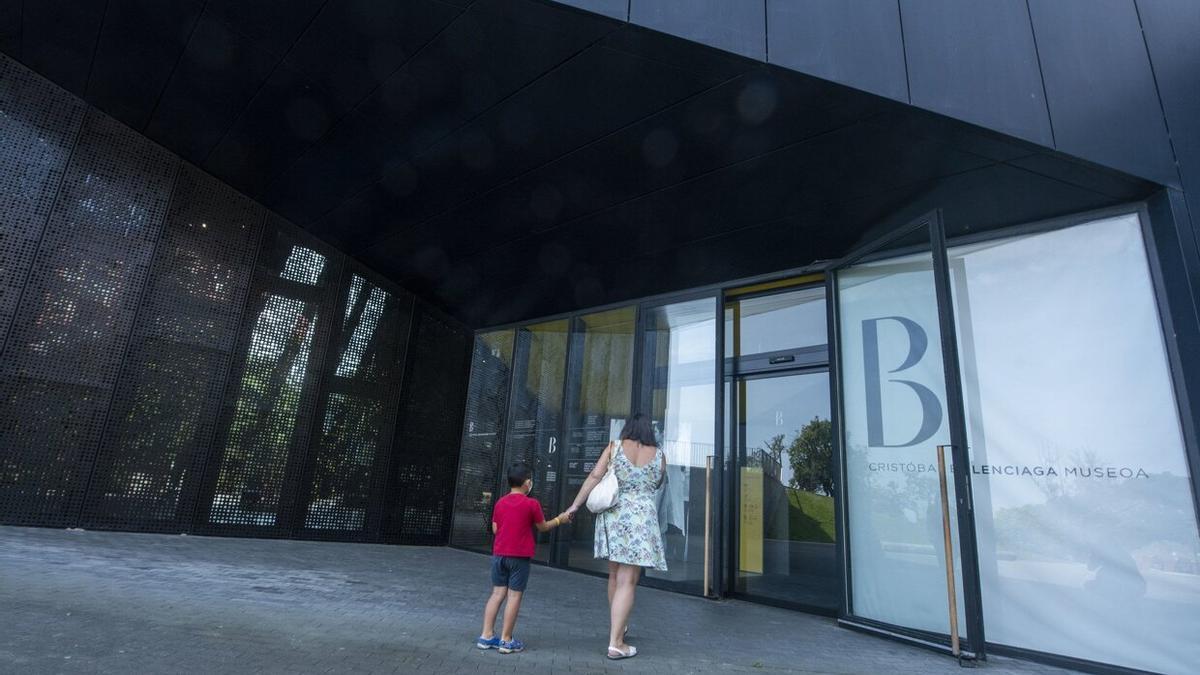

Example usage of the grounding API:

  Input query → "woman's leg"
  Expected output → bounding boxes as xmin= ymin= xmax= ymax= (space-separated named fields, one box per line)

xmin=608 ymin=564 xmax=640 ymax=649
xmin=607 ymin=560 xmax=619 ymax=608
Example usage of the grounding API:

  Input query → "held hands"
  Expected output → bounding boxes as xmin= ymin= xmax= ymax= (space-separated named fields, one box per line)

xmin=554 ymin=510 xmax=574 ymax=526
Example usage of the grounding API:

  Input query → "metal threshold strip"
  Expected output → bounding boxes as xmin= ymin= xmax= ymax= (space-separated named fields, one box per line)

xmin=836 ymin=618 xmax=978 ymax=660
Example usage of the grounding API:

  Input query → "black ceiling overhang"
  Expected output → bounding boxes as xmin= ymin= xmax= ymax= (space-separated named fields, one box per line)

xmin=0 ymin=0 xmax=1157 ymax=328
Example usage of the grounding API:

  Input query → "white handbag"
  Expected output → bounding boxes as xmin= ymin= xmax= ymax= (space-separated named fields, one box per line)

xmin=586 ymin=442 xmax=620 ymax=514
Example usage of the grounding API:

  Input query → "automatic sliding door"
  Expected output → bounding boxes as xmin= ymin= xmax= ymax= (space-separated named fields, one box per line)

xmin=733 ymin=371 xmax=837 ymax=611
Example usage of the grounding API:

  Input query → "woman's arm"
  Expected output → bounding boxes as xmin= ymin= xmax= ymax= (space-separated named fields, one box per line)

xmin=655 ymin=451 xmax=669 ymax=489
xmin=565 ymin=442 xmax=614 ymax=515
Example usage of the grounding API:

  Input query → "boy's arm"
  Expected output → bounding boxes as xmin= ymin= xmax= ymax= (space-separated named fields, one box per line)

xmin=492 ymin=522 xmax=497 ymax=535
xmin=534 ymin=515 xmax=567 ymax=533
xmin=534 ymin=505 xmax=574 ymax=532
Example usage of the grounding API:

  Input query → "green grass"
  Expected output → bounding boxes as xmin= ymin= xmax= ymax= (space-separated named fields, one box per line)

xmin=787 ymin=490 xmax=836 ymax=543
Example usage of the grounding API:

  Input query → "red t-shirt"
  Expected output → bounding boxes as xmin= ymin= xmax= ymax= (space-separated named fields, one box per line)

xmin=492 ymin=492 xmax=545 ymax=558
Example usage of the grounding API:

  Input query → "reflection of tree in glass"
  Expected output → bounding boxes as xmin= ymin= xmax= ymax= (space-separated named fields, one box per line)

xmin=752 ymin=419 xmax=836 ymax=544
xmin=788 ymin=417 xmax=834 ymax=496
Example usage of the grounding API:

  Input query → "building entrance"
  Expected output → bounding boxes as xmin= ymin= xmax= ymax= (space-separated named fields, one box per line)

xmin=723 ymin=282 xmax=837 ymax=612
xmin=729 ymin=371 xmax=837 ymax=611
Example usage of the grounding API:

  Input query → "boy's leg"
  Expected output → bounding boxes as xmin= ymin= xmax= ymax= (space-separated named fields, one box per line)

xmin=482 ymin=586 xmax=507 ymax=638
xmin=500 ymin=589 xmax=524 ymax=642
xmin=500 ymin=558 xmax=530 ymax=643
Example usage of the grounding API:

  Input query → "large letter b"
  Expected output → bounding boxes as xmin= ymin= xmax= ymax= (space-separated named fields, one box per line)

xmin=862 ymin=316 xmax=943 ymax=447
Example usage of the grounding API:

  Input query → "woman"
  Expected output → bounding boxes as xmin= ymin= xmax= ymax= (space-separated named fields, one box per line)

xmin=565 ymin=413 xmax=667 ymax=660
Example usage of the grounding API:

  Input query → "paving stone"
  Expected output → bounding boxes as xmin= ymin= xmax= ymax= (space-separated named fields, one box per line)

xmin=0 ymin=526 xmax=1075 ymax=674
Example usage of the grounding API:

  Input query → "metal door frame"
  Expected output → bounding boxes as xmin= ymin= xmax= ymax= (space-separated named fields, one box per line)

xmin=825 ymin=209 xmax=986 ymax=659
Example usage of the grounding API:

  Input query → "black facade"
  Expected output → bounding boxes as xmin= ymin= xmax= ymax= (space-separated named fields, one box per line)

xmin=2 ymin=2 xmax=1200 ymax=674
xmin=0 ymin=54 xmax=472 ymax=543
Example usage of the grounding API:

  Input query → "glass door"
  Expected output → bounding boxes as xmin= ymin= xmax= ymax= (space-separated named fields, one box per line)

xmin=829 ymin=211 xmax=985 ymax=656
xmin=730 ymin=370 xmax=838 ymax=612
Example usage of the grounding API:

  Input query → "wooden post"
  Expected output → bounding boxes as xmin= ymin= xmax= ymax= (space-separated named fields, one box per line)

xmin=704 ymin=455 xmax=713 ymax=597
xmin=936 ymin=445 xmax=961 ymax=657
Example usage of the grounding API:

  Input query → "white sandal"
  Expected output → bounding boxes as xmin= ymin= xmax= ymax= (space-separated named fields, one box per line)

xmin=607 ymin=645 xmax=637 ymax=660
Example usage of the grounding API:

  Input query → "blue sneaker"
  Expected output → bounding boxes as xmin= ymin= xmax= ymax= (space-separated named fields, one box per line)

xmin=498 ymin=638 xmax=525 ymax=654
xmin=476 ymin=635 xmax=500 ymax=650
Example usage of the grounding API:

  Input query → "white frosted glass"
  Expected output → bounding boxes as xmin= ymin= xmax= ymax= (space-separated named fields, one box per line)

xmin=838 ymin=252 xmax=968 ymax=636
xmin=950 ymin=213 xmax=1200 ymax=674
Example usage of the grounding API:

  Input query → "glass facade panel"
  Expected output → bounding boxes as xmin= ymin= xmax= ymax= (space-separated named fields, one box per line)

xmin=733 ymin=372 xmax=837 ymax=610
xmin=446 ymin=210 xmax=1199 ymax=674
xmin=449 ymin=331 xmax=515 ymax=552
xmin=836 ymin=238 xmax=968 ymax=636
xmin=641 ymin=298 xmax=717 ymax=593
xmin=725 ymin=286 xmax=827 ymax=359
xmin=949 ymin=214 xmax=1200 ymax=674
xmin=561 ymin=307 xmax=636 ymax=573
xmin=503 ymin=320 xmax=569 ymax=562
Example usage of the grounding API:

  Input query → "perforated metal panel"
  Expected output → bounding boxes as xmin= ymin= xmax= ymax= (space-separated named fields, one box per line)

xmin=449 ymin=331 xmax=515 ymax=552
xmin=0 ymin=57 xmax=85 ymax=353
xmin=0 ymin=51 xmax=477 ymax=545
xmin=197 ymin=217 xmax=343 ymax=536
xmin=384 ymin=304 xmax=473 ymax=545
xmin=0 ymin=109 xmax=178 ymax=526
xmin=298 ymin=268 xmax=414 ymax=540
xmin=82 ymin=165 xmax=265 ymax=531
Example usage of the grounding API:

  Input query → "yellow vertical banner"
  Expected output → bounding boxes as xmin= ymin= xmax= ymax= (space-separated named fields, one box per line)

xmin=740 ymin=466 xmax=763 ymax=574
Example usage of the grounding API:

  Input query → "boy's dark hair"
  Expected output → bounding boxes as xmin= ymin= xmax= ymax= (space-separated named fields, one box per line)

xmin=619 ymin=413 xmax=658 ymax=447
xmin=507 ymin=463 xmax=532 ymax=487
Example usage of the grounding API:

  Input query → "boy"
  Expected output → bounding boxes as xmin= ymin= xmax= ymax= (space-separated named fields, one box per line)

xmin=476 ymin=463 xmax=571 ymax=654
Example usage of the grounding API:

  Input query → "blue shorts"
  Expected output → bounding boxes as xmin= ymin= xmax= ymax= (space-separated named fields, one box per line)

xmin=490 ymin=555 xmax=531 ymax=592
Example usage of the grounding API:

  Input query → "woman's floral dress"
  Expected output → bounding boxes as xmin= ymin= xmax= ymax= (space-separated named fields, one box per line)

xmin=594 ymin=442 xmax=668 ymax=571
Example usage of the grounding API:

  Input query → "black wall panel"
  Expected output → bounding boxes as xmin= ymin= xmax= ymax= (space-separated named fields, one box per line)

xmin=144 ymin=14 xmax=282 ymax=165
xmin=197 ymin=218 xmax=344 ymax=536
xmin=267 ymin=0 xmax=612 ymax=229
xmin=555 ymin=0 xmax=629 ymax=22
xmin=204 ymin=0 xmax=328 ymax=59
xmin=1136 ymin=0 xmax=1200 ymax=256
xmin=766 ymin=0 xmax=907 ymax=103
xmin=0 ymin=57 xmax=85 ymax=352
xmin=298 ymin=267 xmax=415 ymax=541
xmin=0 ymin=0 xmax=20 ymax=56
xmin=449 ymin=332 xmax=515 ymax=551
xmin=85 ymin=0 xmax=205 ymax=131
xmin=203 ymin=63 xmax=344 ymax=199
xmin=900 ymin=0 xmax=1053 ymax=147
xmin=630 ymin=0 xmax=765 ymax=61
xmin=82 ymin=165 xmax=265 ymax=532
xmin=384 ymin=305 xmax=472 ymax=544
xmin=0 ymin=50 xmax=494 ymax=546
xmin=1028 ymin=0 xmax=1178 ymax=187
xmin=19 ymin=0 xmax=107 ymax=96
xmin=0 ymin=109 xmax=178 ymax=526
xmin=280 ymin=0 xmax=462 ymax=117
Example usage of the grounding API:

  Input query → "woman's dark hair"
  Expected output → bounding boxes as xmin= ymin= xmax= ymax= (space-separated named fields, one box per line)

xmin=507 ymin=463 xmax=532 ymax=487
xmin=619 ymin=413 xmax=658 ymax=447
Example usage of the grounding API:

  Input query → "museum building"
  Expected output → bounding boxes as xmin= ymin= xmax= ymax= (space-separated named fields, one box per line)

xmin=0 ymin=2 xmax=1197 ymax=674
